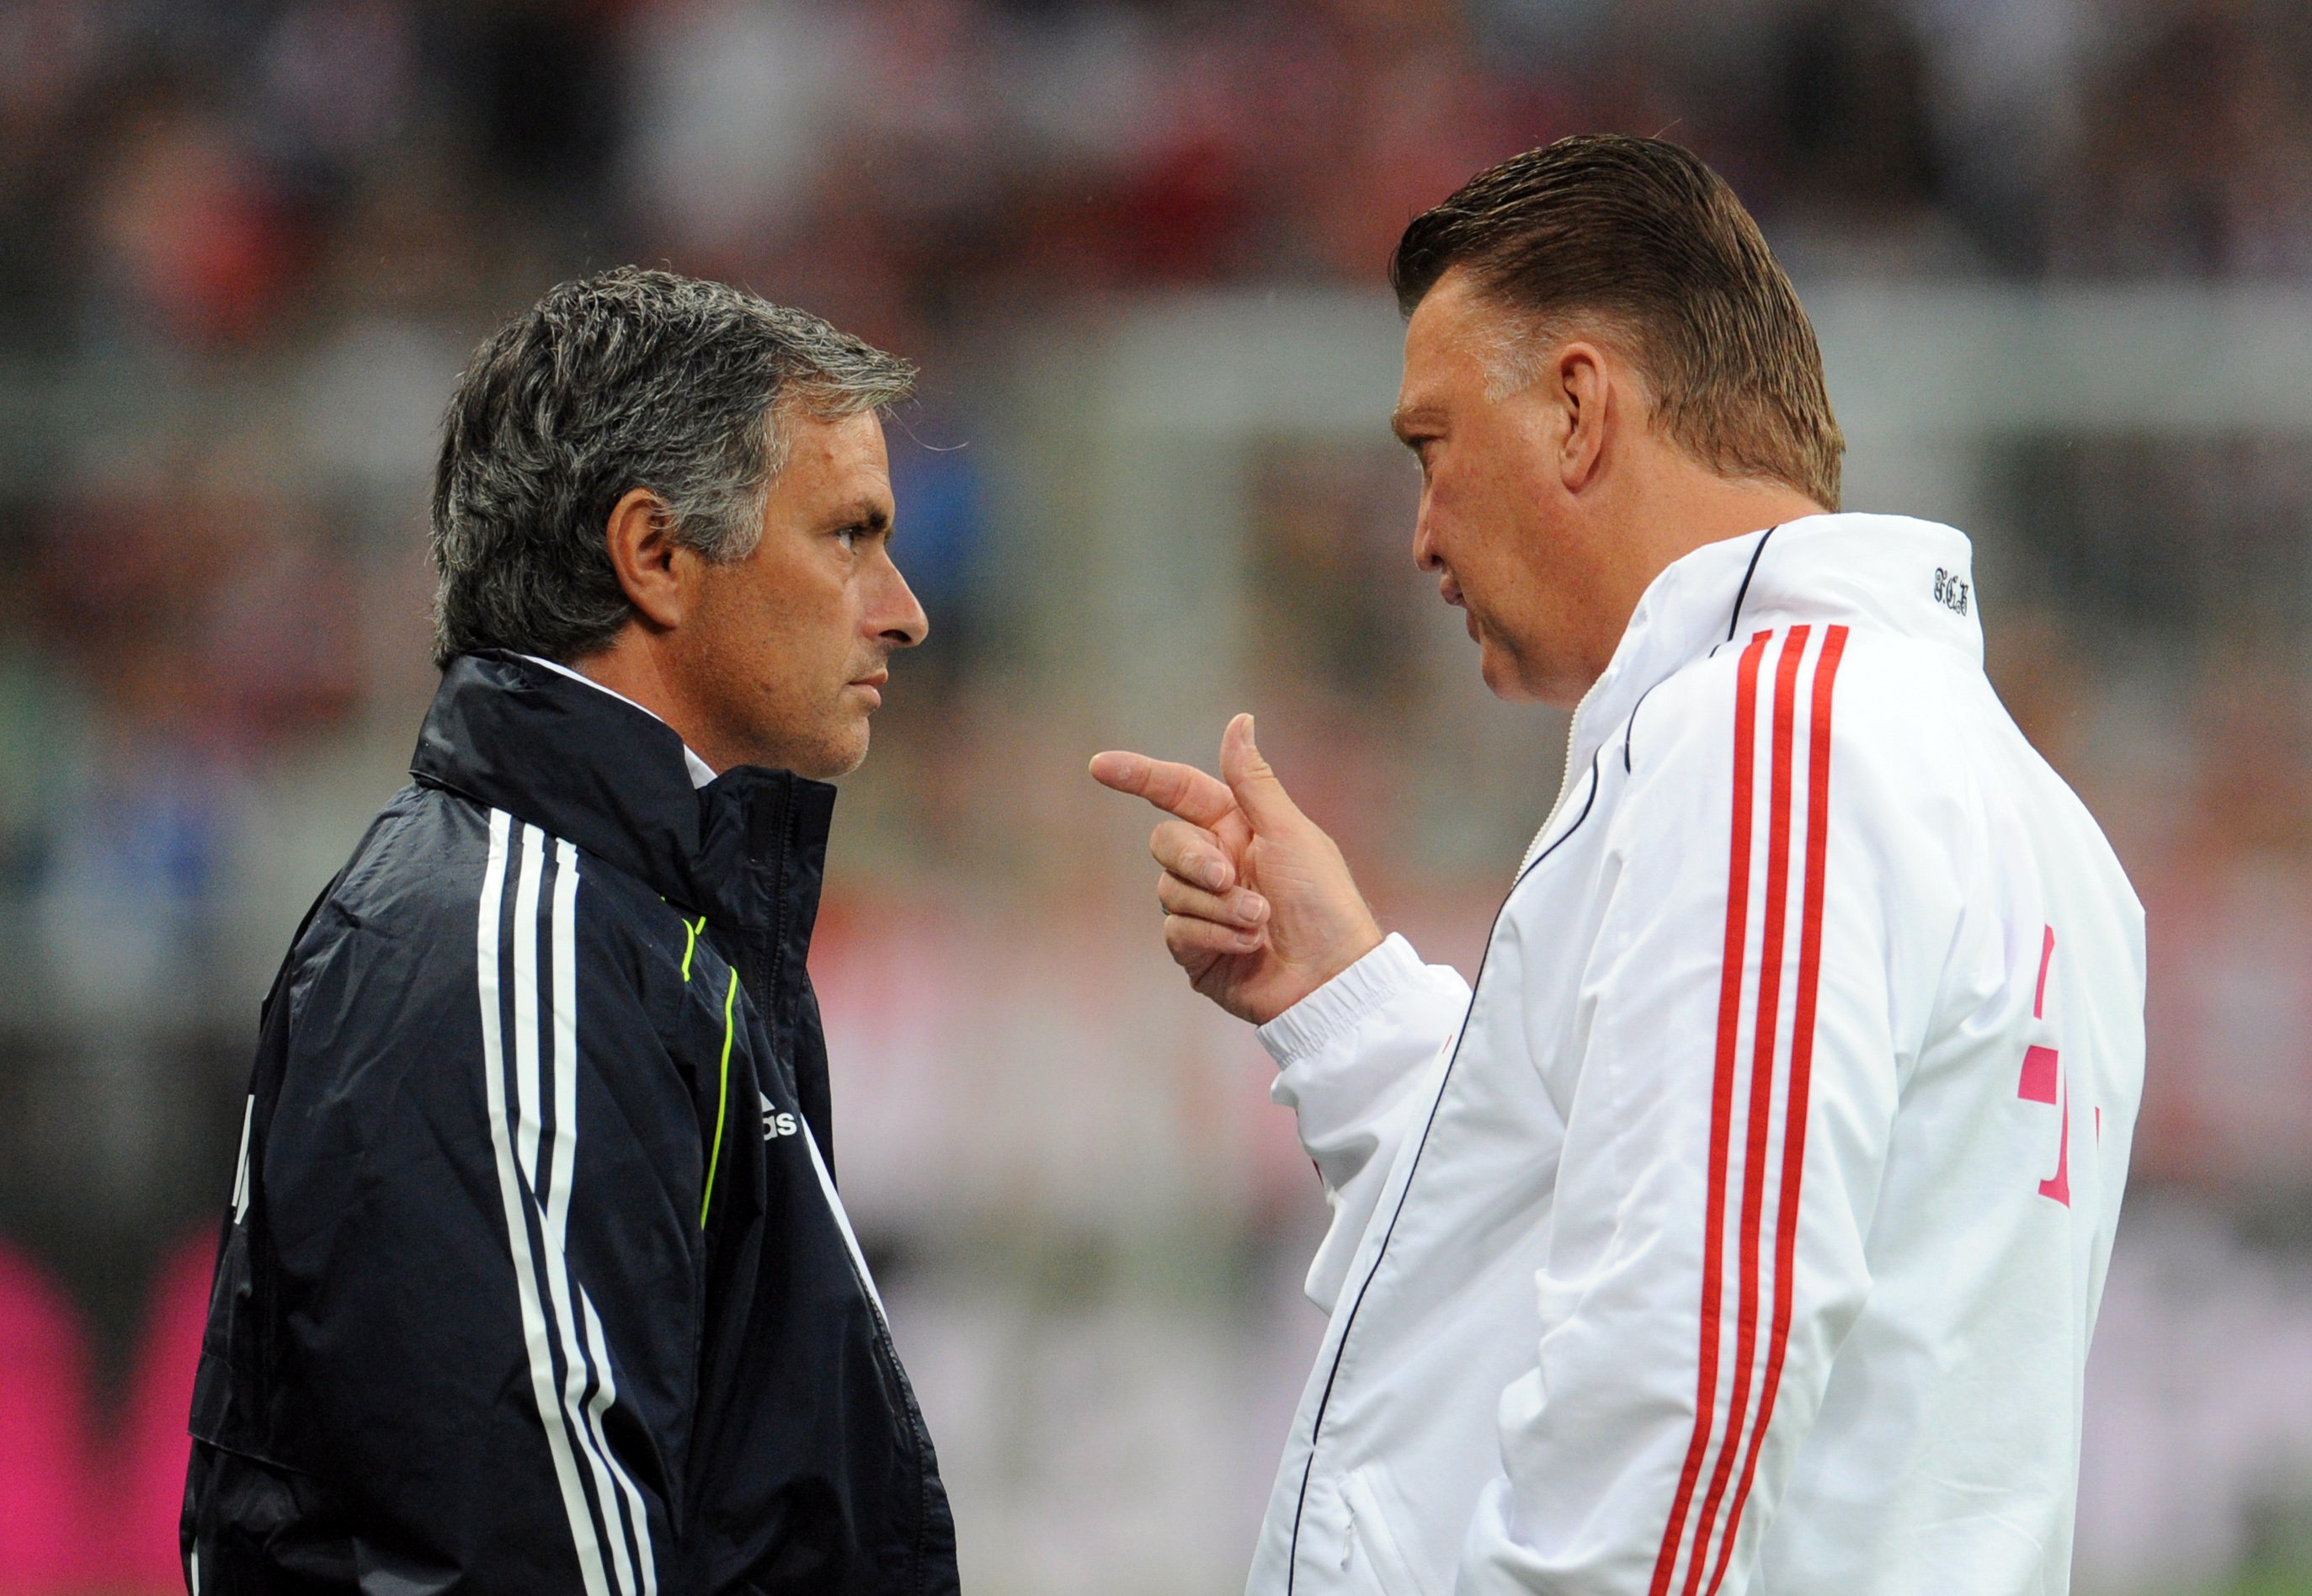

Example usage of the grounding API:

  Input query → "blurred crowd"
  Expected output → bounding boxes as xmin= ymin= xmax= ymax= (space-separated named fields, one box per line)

xmin=5 ymin=1 xmax=2312 ymax=1593
xmin=7 ymin=0 xmax=2312 ymax=361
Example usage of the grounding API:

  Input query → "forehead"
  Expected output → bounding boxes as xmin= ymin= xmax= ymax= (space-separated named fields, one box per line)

xmin=1398 ymin=270 xmax=1511 ymax=408
xmin=771 ymin=408 xmax=891 ymax=496
xmin=780 ymin=406 xmax=887 ymax=468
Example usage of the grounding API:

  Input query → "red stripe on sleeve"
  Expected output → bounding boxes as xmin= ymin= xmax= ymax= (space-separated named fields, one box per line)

xmin=1647 ymin=628 xmax=1776 ymax=1596
xmin=1704 ymin=623 xmax=1849 ymax=1593
xmin=1681 ymin=626 xmax=1810 ymax=1596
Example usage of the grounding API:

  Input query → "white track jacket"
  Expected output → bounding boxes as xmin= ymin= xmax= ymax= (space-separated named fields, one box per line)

xmin=1248 ymin=513 xmax=2145 ymax=1596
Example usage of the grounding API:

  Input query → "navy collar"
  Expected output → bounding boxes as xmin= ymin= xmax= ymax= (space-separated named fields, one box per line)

xmin=410 ymin=650 xmax=835 ymax=940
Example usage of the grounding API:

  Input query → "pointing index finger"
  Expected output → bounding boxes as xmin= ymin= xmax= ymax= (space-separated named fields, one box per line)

xmin=1089 ymin=749 xmax=1239 ymax=828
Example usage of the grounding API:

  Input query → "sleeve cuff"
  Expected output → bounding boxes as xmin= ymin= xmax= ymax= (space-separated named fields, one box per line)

xmin=1257 ymin=934 xmax=1427 ymax=1066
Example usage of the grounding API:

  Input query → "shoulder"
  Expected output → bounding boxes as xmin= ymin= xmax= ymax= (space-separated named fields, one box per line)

xmin=289 ymin=792 xmax=719 ymax=1109
xmin=1622 ymin=625 xmax=1984 ymax=847
xmin=299 ymin=785 xmax=696 ymax=1003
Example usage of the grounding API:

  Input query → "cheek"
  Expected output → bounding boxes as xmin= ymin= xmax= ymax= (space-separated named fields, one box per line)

xmin=1463 ymin=450 xmax=1532 ymax=529
xmin=1428 ymin=457 xmax=1516 ymax=555
xmin=735 ymin=558 xmax=846 ymax=656
xmin=1429 ymin=496 xmax=1500 ymax=584
xmin=704 ymin=574 xmax=814 ymax=708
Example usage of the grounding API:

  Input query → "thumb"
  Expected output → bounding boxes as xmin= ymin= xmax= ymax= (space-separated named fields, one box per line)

xmin=1221 ymin=713 xmax=1302 ymax=831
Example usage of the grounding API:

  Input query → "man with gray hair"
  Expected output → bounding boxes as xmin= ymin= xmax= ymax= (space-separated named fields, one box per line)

xmin=181 ymin=268 xmax=958 ymax=1594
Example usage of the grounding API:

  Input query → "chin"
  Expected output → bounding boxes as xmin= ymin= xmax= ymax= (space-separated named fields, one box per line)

xmin=1476 ymin=633 xmax=1580 ymax=709
xmin=1478 ymin=645 xmax=1536 ymax=704
xmin=792 ymin=721 xmax=872 ymax=781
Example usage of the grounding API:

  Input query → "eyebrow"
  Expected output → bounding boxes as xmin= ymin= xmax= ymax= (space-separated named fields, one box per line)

xmin=1391 ymin=404 xmax=1442 ymax=444
xmin=837 ymin=502 xmax=893 ymax=535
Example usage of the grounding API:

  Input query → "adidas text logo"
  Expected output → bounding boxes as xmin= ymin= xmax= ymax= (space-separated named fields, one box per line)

xmin=759 ymin=1091 xmax=798 ymax=1141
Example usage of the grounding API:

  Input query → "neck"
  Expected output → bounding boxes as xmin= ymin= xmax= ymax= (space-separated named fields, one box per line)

xmin=1616 ymin=461 xmax=1821 ymax=624
xmin=1636 ymin=460 xmax=1825 ymax=572
xmin=1557 ymin=459 xmax=1823 ymax=702
xmin=568 ymin=627 xmax=724 ymax=768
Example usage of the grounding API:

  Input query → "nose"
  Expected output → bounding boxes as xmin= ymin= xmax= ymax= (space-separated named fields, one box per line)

xmin=1412 ymin=500 xmax=1442 ymax=573
xmin=873 ymin=548 xmax=930 ymax=649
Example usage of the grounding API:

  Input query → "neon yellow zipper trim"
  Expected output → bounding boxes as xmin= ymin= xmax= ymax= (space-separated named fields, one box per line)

xmin=701 ymin=966 xmax=738 ymax=1228
xmin=679 ymin=915 xmax=707 ymax=981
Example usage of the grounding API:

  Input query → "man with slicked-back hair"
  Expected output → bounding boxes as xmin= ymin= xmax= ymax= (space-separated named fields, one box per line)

xmin=1095 ymin=136 xmax=2143 ymax=1595
xmin=183 ymin=269 xmax=959 ymax=1595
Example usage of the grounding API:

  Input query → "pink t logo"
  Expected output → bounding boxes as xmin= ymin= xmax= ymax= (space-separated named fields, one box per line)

xmin=2016 ymin=925 xmax=2070 ymax=1207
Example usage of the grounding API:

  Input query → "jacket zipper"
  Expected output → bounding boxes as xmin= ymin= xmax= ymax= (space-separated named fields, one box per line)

xmin=1521 ymin=677 xmax=1602 ymax=878
xmin=803 ymin=1118 xmax=936 ymax=1590
xmin=742 ymin=804 xmax=939 ymax=1588
xmin=1286 ymin=748 xmax=1603 ymax=1593
xmin=753 ymin=892 xmax=936 ymax=1588
xmin=1289 ymin=536 xmax=1775 ymax=1588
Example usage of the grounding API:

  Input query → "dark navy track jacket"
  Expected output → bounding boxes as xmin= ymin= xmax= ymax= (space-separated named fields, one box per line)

xmin=183 ymin=651 xmax=959 ymax=1595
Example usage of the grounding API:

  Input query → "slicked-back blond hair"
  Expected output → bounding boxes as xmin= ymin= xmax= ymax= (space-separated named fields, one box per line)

xmin=1392 ymin=135 xmax=1844 ymax=510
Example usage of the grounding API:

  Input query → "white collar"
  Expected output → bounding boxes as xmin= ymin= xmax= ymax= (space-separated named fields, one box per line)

xmin=516 ymin=654 xmax=719 ymax=789
xmin=1522 ymin=513 xmax=1982 ymax=875
xmin=1580 ymin=512 xmax=1980 ymax=758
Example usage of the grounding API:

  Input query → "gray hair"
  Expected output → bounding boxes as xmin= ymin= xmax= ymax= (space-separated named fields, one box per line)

xmin=429 ymin=267 xmax=915 ymax=668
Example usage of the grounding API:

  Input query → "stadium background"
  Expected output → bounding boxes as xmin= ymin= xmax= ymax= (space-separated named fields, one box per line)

xmin=1 ymin=0 xmax=2309 ymax=1590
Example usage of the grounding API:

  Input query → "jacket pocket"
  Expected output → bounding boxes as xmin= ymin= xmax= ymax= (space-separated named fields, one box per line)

xmin=1340 ymin=1466 xmax=1430 ymax=1596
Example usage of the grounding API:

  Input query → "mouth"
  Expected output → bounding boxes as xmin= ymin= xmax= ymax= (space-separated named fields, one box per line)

xmin=848 ymin=668 xmax=888 ymax=708
xmin=1436 ymin=575 xmax=1477 ymax=640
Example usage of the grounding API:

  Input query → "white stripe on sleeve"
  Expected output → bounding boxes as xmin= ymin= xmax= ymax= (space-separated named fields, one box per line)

xmin=539 ymin=837 xmax=657 ymax=1596
xmin=479 ymin=811 xmax=613 ymax=1596
xmin=230 ymin=1094 xmax=254 ymax=1225
xmin=802 ymin=1120 xmax=888 ymax=1322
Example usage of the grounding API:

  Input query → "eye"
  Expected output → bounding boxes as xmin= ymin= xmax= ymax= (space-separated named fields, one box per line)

xmin=835 ymin=524 xmax=864 ymax=551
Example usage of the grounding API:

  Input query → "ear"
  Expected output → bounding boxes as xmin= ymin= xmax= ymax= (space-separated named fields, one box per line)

xmin=603 ymin=487 xmax=690 ymax=630
xmin=1553 ymin=341 xmax=1611 ymax=494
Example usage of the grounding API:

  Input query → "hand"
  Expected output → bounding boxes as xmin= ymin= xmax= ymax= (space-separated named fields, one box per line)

xmin=1089 ymin=713 xmax=1382 ymax=1025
